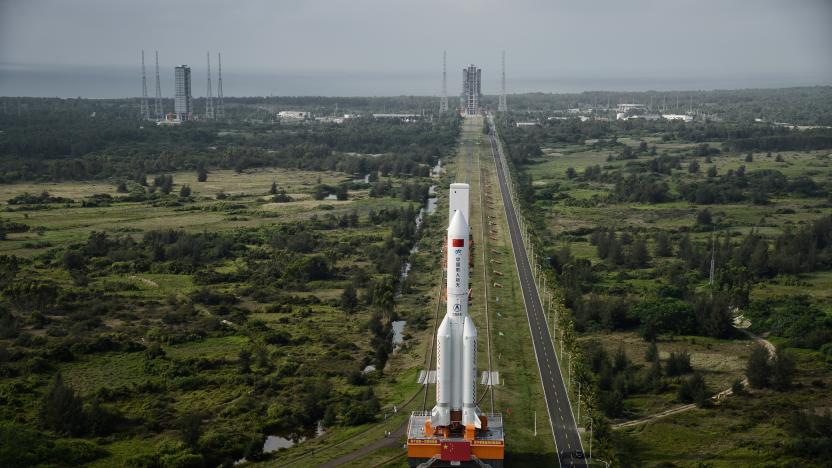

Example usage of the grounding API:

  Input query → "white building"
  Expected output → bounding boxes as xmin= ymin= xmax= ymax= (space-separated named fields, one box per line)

xmin=278 ymin=111 xmax=309 ymax=120
xmin=662 ymin=114 xmax=693 ymax=122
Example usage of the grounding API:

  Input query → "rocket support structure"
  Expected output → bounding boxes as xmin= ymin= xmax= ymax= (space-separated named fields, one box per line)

xmin=407 ymin=183 xmax=503 ymax=467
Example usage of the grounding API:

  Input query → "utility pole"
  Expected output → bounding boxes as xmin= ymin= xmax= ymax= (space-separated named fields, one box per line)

xmin=568 ymin=353 xmax=571 ymax=388
xmin=534 ymin=411 xmax=537 ymax=436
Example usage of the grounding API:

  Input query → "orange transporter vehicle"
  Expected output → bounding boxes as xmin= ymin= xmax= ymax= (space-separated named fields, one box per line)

xmin=406 ymin=411 xmax=504 ymax=468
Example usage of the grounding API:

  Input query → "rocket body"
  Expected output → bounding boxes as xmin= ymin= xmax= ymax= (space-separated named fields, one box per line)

xmin=431 ymin=184 xmax=482 ymax=430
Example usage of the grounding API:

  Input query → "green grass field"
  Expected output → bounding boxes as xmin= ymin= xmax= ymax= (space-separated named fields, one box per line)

xmin=511 ymin=128 xmax=832 ymax=466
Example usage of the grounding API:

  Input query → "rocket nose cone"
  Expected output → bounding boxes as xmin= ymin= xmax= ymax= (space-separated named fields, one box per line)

xmin=448 ymin=210 xmax=469 ymax=237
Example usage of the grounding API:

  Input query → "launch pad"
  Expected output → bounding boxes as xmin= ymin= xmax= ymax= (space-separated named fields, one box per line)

xmin=407 ymin=411 xmax=504 ymax=467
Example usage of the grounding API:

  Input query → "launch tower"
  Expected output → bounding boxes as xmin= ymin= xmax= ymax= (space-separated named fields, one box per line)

xmin=407 ymin=183 xmax=504 ymax=468
xmin=462 ymin=65 xmax=481 ymax=116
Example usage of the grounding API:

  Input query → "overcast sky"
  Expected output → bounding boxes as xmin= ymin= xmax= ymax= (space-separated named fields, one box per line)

xmin=1 ymin=0 xmax=831 ymax=93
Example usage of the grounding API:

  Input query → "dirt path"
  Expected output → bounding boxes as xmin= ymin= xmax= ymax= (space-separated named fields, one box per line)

xmin=319 ymin=420 xmax=407 ymax=467
xmin=613 ymin=322 xmax=774 ymax=430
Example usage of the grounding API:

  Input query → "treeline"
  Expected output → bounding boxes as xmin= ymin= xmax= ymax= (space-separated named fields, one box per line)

xmin=724 ymin=129 xmax=832 ymax=153
xmin=0 ymin=108 xmax=460 ymax=182
xmin=744 ymin=296 xmax=832 ymax=353
xmin=489 ymin=86 xmax=832 ymax=125
xmin=558 ymin=163 xmax=825 ymax=206
xmin=552 ymin=214 xmax=832 ymax=336
xmin=584 ymin=342 xmax=711 ymax=419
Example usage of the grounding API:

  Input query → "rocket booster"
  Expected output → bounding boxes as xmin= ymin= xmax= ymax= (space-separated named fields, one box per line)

xmin=431 ymin=184 xmax=482 ymax=431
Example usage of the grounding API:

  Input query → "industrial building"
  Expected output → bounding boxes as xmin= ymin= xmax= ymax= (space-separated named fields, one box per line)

xmin=662 ymin=114 xmax=694 ymax=122
xmin=174 ymin=65 xmax=192 ymax=122
xmin=462 ymin=65 xmax=481 ymax=115
xmin=278 ymin=111 xmax=309 ymax=120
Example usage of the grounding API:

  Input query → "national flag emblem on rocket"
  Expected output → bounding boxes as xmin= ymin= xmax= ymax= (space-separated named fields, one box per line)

xmin=452 ymin=238 xmax=464 ymax=247
xmin=441 ymin=440 xmax=471 ymax=461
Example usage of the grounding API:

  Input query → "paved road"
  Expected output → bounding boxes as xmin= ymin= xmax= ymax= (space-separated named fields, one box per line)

xmin=487 ymin=119 xmax=586 ymax=467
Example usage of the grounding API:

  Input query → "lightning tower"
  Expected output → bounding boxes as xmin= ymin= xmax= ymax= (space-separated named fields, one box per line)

xmin=154 ymin=50 xmax=162 ymax=120
xmin=206 ymin=52 xmax=214 ymax=120
xmin=140 ymin=50 xmax=150 ymax=120
xmin=440 ymin=50 xmax=449 ymax=113
xmin=216 ymin=53 xmax=224 ymax=119
xmin=498 ymin=50 xmax=507 ymax=112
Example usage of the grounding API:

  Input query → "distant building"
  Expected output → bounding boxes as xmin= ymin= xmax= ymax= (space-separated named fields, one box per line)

xmin=616 ymin=103 xmax=646 ymax=112
xmin=156 ymin=112 xmax=182 ymax=126
xmin=372 ymin=113 xmax=420 ymax=120
xmin=515 ymin=122 xmax=538 ymax=127
xmin=174 ymin=65 xmax=192 ymax=122
xmin=462 ymin=64 xmax=481 ymax=115
xmin=662 ymin=114 xmax=693 ymax=122
xmin=278 ymin=111 xmax=309 ymax=120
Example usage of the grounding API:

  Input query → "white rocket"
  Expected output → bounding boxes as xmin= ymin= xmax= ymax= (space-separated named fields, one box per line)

xmin=431 ymin=183 xmax=482 ymax=431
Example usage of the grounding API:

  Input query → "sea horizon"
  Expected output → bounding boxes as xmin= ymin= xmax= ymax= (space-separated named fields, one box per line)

xmin=1 ymin=63 xmax=829 ymax=99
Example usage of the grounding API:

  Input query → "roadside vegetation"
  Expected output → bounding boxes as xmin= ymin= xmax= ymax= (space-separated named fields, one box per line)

xmin=496 ymin=89 xmax=832 ymax=466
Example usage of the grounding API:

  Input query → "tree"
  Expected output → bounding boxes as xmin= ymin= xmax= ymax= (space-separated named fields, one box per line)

xmin=613 ymin=344 xmax=629 ymax=372
xmin=602 ymin=391 xmax=624 ymax=418
xmin=197 ymin=167 xmax=208 ymax=182
xmin=665 ymin=351 xmax=693 ymax=376
xmin=746 ymin=344 xmax=771 ymax=389
xmin=677 ymin=373 xmax=710 ymax=407
xmin=0 ymin=307 xmax=19 ymax=339
xmin=340 ymin=283 xmax=359 ymax=313
xmin=565 ymin=167 xmax=577 ymax=179
xmin=645 ymin=340 xmax=659 ymax=363
xmin=62 ymin=250 xmax=86 ymax=272
xmin=39 ymin=372 xmax=86 ymax=436
xmin=771 ymin=347 xmax=796 ymax=390
xmin=745 ymin=152 xmax=754 ymax=163
xmin=179 ymin=185 xmax=191 ymax=197
xmin=238 ymin=349 xmax=252 ymax=374
xmin=688 ymin=160 xmax=700 ymax=173
xmin=696 ymin=208 xmax=713 ymax=226
xmin=178 ymin=413 xmax=204 ymax=450
xmin=707 ymin=166 xmax=718 ymax=178
xmin=628 ymin=236 xmax=651 ymax=268
xmin=654 ymin=231 xmax=673 ymax=257
xmin=116 ymin=181 xmax=129 ymax=193
xmin=269 ymin=180 xmax=277 ymax=195
xmin=155 ymin=174 xmax=174 ymax=194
